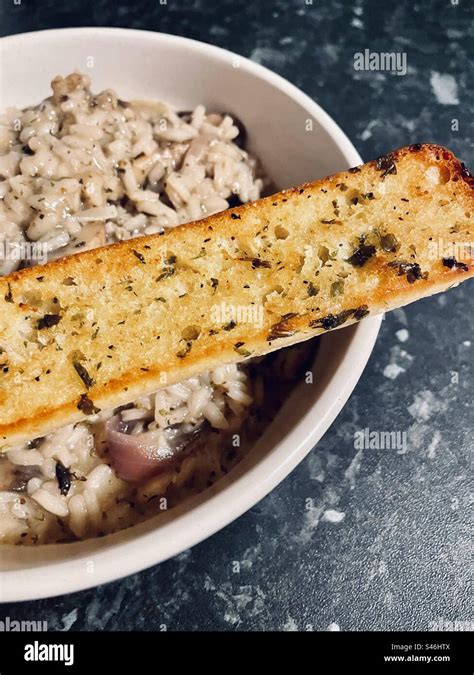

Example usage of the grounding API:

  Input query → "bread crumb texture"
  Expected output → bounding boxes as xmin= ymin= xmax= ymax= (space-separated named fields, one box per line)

xmin=0 ymin=144 xmax=472 ymax=445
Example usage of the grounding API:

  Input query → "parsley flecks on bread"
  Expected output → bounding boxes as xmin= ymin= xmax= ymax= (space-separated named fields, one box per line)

xmin=0 ymin=144 xmax=472 ymax=446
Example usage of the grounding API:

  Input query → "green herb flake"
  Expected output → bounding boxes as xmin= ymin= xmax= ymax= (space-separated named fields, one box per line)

xmin=387 ymin=261 xmax=423 ymax=283
xmin=347 ymin=241 xmax=376 ymax=267
xmin=156 ymin=267 xmax=175 ymax=282
xmin=353 ymin=305 xmax=370 ymax=320
xmin=55 ymin=462 xmax=72 ymax=496
xmin=5 ymin=284 xmax=13 ymax=303
xmin=37 ymin=314 xmax=62 ymax=330
xmin=442 ymin=257 xmax=469 ymax=272
xmin=310 ymin=309 xmax=354 ymax=330
xmin=73 ymin=360 xmax=95 ymax=389
xmin=380 ymin=233 xmax=399 ymax=252
xmin=375 ymin=153 xmax=397 ymax=178
xmin=233 ymin=342 xmax=252 ymax=357
xmin=177 ymin=342 xmax=192 ymax=359
xmin=267 ymin=313 xmax=298 ymax=341
xmin=307 ymin=282 xmax=319 ymax=297
xmin=77 ymin=394 xmax=100 ymax=415
xmin=331 ymin=280 xmax=345 ymax=297
xmin=239 ymin=257 xmax=272 ymax=269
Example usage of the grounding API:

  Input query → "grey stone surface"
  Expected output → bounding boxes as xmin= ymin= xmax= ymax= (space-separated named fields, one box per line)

xmin=0 ymin=0 xmax=472 ymax=630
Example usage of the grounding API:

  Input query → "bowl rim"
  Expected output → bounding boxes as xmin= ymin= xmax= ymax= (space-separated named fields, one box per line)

xmin=0 ymin=25 xmax=362 ymax=169
xmin=0 ymin=27 xmax=382 ymax=602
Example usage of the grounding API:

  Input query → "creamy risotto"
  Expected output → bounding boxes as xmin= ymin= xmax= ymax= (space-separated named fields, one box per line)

xmin=0 ymin=74 xmax=313 ymax=544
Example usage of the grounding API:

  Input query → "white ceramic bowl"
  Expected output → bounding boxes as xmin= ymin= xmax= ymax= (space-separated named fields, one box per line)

xmin=0 ymin=28 xmax=382 ymax=601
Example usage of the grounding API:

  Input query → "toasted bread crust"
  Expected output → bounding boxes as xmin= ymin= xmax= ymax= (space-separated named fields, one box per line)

xmin=0 ymin=144 xmax=472 ymax=446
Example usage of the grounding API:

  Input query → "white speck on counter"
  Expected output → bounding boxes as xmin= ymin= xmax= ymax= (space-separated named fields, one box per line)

xmin=393 ymin=307 xmax=408 ymax=325
xmin=345 ymin=448 xmax=363 ymax=488
xmin=294 ymin=502 xmax=323 ymax=544
xmin=327 ymin=622 xmax=341 ymax=631
xmin=240 ymin=544 xmax=262 ymax=570
xmin=176 ymin=548 xmax=192 ymax=562
xmin=402 ymin=118 xmax=416 ymax=132
xmin=383 ymin=363 xmax=406 ymax=379
xmin=322 ymin=43 xmax=341 ymax=63
xmin=282 ymin=616 xmax=299 ymax=631
xmin=60 ymin=608 xmax=78 ymax=631
xmin=212 ymin=583 xmax=266 ymax=626
xmin=396 ymin=329 xmax=409 ymax=342
xmin=438 ymin=295 xmax=447 ymax=306
xmin=351 ymin=17 xmax=363 ymax=28
xmin=322 ymin=509 xmax=346 ymax=523
xmin=446 ymin=28 xmax=462 ymax=38
xmin=250 ymin=47 xmax=287 ymax=68
xmin=84 ymin=583 xmax=128 ymax=629
xmin=204 ymin=575 xmax=215 ymax=591
xmin=359 ymin=119 xmax=378 ymax=141
xmin=307 ymin=452 xmax=326 ymax=482
xmin=463 ymin=340 xmax=471 ymax=347
xmin=427 ymin=430 xmax=441 ymax=459
xmin=430 ymin=71 xmax=459 ymax=105
xmin=408 ymin=390 xmax=448 ymax=422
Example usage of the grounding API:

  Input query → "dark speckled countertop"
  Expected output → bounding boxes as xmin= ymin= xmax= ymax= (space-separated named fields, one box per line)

xmin=0 ymin=0 xmax=472 ymax=631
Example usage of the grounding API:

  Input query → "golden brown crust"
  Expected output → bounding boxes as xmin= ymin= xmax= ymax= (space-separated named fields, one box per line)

xmin=0 ymin=143 xmax=472 ymax=446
